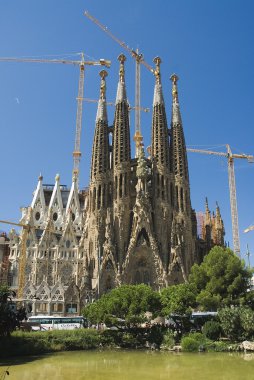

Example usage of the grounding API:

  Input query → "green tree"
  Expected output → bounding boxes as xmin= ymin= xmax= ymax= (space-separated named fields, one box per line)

xmin=0 ymin=285 xmax=17 ymax=337
xmin=83 ymin=284 xmax=161 ymax=328
xmin=218 ymin=307 xmax=243 ymax=340
xmin=160 ymin=283 xmax=197 ymax=316
xmin=0 ymin=285 xmax=27 ymax=337
xmin=219 ymin=306 xmax=254 ymax=341
xmin=189 ymin=246 xmax=252 ymax=310
xmin=239 ymin=307 xmax=254 ymax=338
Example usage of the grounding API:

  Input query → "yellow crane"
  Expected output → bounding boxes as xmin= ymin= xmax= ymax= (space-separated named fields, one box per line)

xmin=0 ymin=54 xmax=111 ymax=181
xmin=187 ymin=144 xmax=254 ymax=257
xmin=84 ymin=11 xmax=154 ymax=156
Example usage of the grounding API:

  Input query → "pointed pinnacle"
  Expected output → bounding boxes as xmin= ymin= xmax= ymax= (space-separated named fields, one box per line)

xmin=170 ymin=74 xmax=179 ymax=102
xmin=99 ymin=70 xmax=108 ymax=99
xmin=118 ymin=54 xmax=126 ymax=83
xmin=205 ymin=197 xmax=209 ymax=212
xmin=153 ymin=56 xmax=162 ymax=83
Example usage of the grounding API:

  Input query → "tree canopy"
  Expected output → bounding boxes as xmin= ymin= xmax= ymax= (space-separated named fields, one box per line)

xmin=83 ymin=284 xmax=161 ymax=327
xmin=189 ymin=246 xmax=252 ymax=310
xmin=83 ymin=247 xmax=253 ymax=329
xmin=160 ymin=283 xmax=197 ymax=316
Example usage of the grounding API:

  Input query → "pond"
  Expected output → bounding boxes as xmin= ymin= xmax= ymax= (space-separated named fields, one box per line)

xmin=1 ymin=350 xmax=254 ymax=380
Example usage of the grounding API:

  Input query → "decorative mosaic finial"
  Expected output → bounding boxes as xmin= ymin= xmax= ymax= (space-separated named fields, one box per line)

xmin=170 ymin=74 xmax=179 ymax=102
xmin=205 ymin=197 xmax=209 ymax=210
xmin=153 ymin=56 xmax=162 ymax=84
xmin=99 ymin=70 xmax=108 ymax=99
xmin=216 ymin=201 xmax=221 ymax=217
xmin=55 ymin=173 xmax=60 ymax=182
xmin=72 ymin=171 xmax=78 ymax=183
xmin=118 ymin=54 xmax=126 ymax=82
xmin=38 ymin=173 xmax=43 ymax=181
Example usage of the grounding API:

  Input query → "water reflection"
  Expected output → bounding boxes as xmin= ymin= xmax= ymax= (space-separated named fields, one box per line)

xmin=1 ymin=350 xmax=254 ymax=380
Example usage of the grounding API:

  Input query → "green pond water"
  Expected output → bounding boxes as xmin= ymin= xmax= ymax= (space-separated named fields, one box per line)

xmin=1 ymin=350 xmax=254 ymax=380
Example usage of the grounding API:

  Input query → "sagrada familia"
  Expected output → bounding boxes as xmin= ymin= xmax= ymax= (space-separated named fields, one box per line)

xmin=6 ymin=55 xmax=225 ymax=315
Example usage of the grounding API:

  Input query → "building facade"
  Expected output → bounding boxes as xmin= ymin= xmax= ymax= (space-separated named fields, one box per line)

xmin=7 ymin=55 xmax=224 ymax=315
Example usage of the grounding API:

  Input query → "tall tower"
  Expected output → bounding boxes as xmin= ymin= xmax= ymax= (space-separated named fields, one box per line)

xmin=151 ymin=57 xmax=172 ymax=266
xmin=169 ymin=74 xmax=196 ymax=277
xmin=213 ymin=202 xmax=225 ymax=246
xmin=88 ymin=70 xmax=111 ymax=286
xmin=112 ymin=54 xmax=131 ymax=267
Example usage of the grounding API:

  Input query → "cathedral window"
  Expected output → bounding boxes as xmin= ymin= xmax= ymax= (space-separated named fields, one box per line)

xmin=35 ymin=211 xmax=40 ymax=221
xmin=124 ymin=173 xmax=127 ymax=196
xmin=119 ymin=174 xmax=123 ymax=198
xmin=176 ymin=186 xmax=179 ymax=210
xmin=180 ymin=188 xmax=184 ymax=212
xmin=98 ymin=185 xmax=101 ymax=209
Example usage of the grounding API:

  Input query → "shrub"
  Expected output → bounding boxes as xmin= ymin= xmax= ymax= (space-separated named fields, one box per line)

xmin=161 ymin=330 xmax=175 ymax=349
xmin=218 ymin=307 xmax=243 ymax=341
xmin=181 ymin=332 xmax=208 ymax=352
xmin=121 ymin=332 xmax=139 ymax=348
xmin=202 ymin=321 xmax=222 ymax=341
xmin=0 ymin=329 xmax=102 ymax=358
xmin=147 ymin=325 xmax=164 ymax=346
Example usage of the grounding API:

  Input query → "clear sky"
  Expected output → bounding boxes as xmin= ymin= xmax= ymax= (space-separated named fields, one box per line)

xmin=0 ymin=1 xmax=253 ymax=265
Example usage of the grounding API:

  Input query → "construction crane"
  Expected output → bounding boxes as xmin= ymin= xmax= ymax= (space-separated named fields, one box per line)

xmin=244 ymin=225 xmax=254 ymax=233
xmin=187 ymin=144 xmax=254 ymax=257
xmin=0 ymin=54 xmax=111 ymax=181
xmin=0 ymin=218 xmax=61 ymax=299
xmin=83 ymin=97 xmax=150 ymax=113
xmin=84 ymin=11 xmax=155 ymax=156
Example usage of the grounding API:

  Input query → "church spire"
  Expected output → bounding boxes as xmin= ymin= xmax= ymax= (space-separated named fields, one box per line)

xmin=151 ymin=57 xmax=169 ymax=170
xmin=169 ymin=74 xmax=188 ymax=180
xmin=113 ymin=54 xmax=131 ymax=168
xmin=96 ymin=69 xmax=108 ymax=122
xmin=90 ymin=70 xmax=110 ymax=182
xmin=153 ymin=56 xmax=164 ymax=106
xmin=116 ymin=54 xmax=127 ymax=103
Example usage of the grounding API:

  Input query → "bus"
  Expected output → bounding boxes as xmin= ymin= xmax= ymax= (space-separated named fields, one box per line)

xmin=27 ymin=316 xmax=87 ymax=331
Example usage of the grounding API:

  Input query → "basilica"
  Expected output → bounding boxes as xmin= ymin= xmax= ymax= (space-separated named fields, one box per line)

xmin=6 ymin=55 xmax=225 ymax=315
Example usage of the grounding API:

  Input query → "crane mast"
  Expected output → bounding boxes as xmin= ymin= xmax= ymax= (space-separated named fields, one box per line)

xmin=84 ymin=10 xmax=154 ymax=156
xmin=187 ymin=145 xmax=254 ymax=257
xmin=227 ymin=145 xmax=240 ymax=256
xmin=73 ymin=55 xmax=85 ymax=179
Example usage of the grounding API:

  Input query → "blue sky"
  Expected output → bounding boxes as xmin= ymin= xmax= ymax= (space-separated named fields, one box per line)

xmin=0 ymin=0 xmax=254 ymax=265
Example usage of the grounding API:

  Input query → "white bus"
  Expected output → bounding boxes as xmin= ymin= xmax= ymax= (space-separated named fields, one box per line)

xmin=27 ymin=316 xmax=87 ymax=331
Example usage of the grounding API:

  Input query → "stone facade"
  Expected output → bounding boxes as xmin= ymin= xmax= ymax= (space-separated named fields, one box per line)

xmin=6 ymin=55 xmax=225 ymax=315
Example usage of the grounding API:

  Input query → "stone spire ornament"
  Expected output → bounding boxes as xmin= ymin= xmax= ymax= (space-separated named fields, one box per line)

xmin=170 ymin=73 xmax=179 ymax=103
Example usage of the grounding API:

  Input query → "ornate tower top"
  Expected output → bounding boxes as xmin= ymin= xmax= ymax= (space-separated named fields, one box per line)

xmin=99 ymin=70 xmax=108 ymax=99
xmin=153 ymin=56 xmax=164 ymax=106
xmin=170 ymin=74 xmax=179 ymax=103
xmin=96 ymin=70 xmax=108 ymax=122
xmin=118 ymin=54 xmax=126 ymax=83
xmin=116 ymin=54 xmax=127 ymax=103
xmin=153 ymin=56 xmax=162 ymax=84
